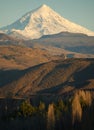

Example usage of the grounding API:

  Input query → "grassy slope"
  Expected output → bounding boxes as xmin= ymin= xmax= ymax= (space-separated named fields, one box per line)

xmin=0 ymin=58 xmax=94 ymax=98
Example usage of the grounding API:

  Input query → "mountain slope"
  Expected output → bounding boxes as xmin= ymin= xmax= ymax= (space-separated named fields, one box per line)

xmin=1 ymin=5 xmax=94 ymax=39
xmin=0 ymin=58 xmax=94 ymax=97
xmin=0 ymin=33 xmax=24 ymax=46
xmin=31 ymin=32 xmax=94 ymax=54
xmin=0 ymin=45 xmax=67 ymax=69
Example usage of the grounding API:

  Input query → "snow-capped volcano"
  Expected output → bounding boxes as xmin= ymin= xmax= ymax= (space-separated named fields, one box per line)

xmin=1 ymin=4 xmax=94 ymax=39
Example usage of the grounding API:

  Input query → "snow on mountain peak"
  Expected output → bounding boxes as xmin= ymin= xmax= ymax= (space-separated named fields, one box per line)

xmin=1 ymin=4 xmax=94 ymax=39
xmin=39 ymin=4 xmax=50 ymax=9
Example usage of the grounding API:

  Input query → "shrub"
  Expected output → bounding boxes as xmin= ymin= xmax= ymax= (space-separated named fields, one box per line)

xmin=20 ymin=100 xmax=35 ymax=117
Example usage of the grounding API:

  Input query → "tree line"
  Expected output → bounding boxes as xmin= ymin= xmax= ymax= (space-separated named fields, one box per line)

xmin=0 ymin=90 xmax=94 ymax=130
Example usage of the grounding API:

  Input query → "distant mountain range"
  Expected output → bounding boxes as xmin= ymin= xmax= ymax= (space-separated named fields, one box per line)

xmin=0 ymin=33 xmax=94 ymax=65
xmin=0 ymin=4 xmax=94 ymax=56
xmin=1 ymin=4 xmax=94 ymax=39
xmin=32 ymin=32 xmax=94 ymax=54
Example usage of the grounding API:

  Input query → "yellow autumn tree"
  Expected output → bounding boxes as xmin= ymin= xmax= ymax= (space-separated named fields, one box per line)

xmin=72 ymin=93 xmax=82 ymax=124
xmin=47 ymin=103 xmax=55 ymax=130
xmin=78 ymin=90 xmax=92 ymax=107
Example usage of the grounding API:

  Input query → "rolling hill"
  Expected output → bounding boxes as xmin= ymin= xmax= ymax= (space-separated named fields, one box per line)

xmin=30 ymin=32 xmax=94 ymax=54
xmin=0 ymin=58 xmax=94 ymax=98
xmin=0 ymin=45 xmax=66 ymax=70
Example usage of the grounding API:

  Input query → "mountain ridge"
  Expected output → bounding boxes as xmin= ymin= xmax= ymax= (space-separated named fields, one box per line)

xmin=0 ymin=58 xmax=94 ymax=97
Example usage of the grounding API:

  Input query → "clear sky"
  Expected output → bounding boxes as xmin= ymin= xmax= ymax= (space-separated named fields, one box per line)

xmin=0 ymin=0 xmax=94 ymax=31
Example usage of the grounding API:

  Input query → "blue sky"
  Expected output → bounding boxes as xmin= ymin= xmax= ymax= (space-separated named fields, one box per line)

xmin=0 ymin=0 xmax=94 ymax=31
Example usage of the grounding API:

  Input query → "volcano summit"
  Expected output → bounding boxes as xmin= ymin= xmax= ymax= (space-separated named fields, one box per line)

xmin=1 ymin=4 xmax=94 ymax=39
